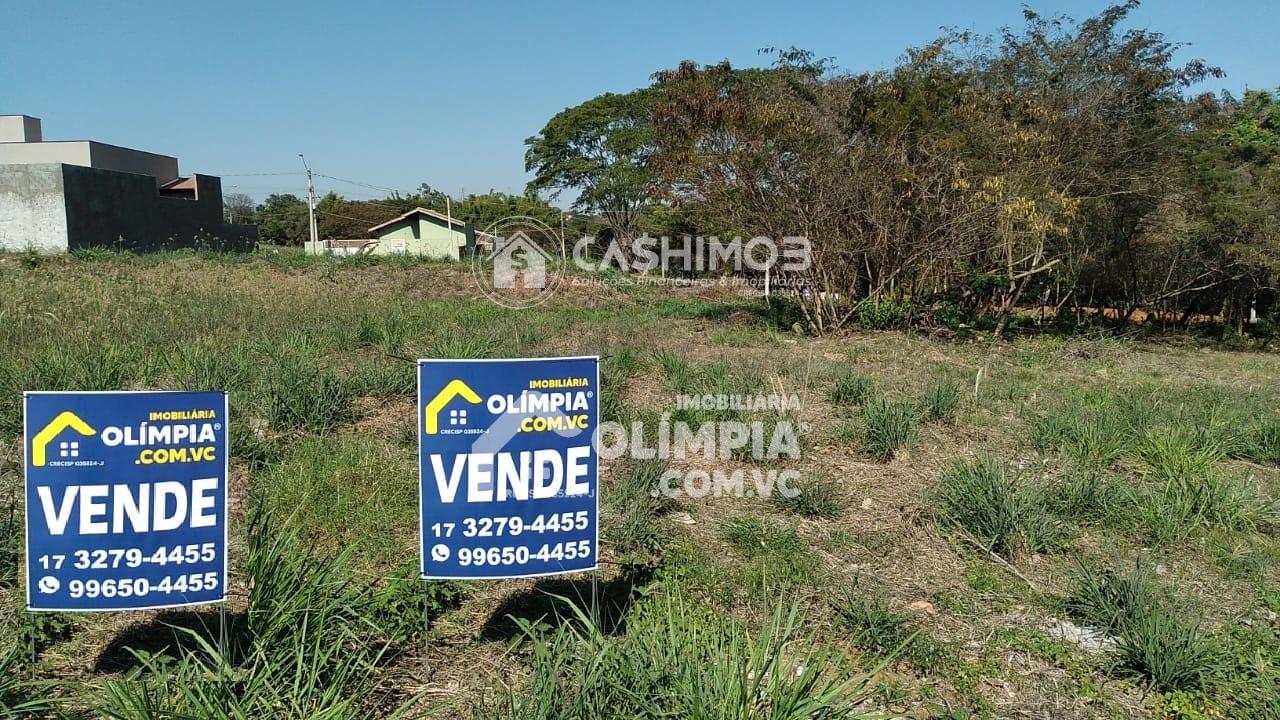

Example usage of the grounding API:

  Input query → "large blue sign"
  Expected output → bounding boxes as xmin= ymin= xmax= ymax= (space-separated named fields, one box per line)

xmin=24 ymin=391 xmax=228 ymax=612
xmin=418 ymin=357 xmax=598 ymax=580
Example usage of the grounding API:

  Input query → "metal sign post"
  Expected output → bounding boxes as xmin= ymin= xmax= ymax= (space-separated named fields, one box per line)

xmin=417 ymin=356 xmax=601 ymax=670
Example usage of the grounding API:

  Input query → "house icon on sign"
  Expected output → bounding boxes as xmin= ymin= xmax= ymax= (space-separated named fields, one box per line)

xmin=492 ymin=231 xmax=553 ymax=290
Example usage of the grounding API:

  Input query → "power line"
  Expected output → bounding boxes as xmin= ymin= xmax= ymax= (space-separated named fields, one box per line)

xmin=210 ymin=171 xmax=302 ymax=177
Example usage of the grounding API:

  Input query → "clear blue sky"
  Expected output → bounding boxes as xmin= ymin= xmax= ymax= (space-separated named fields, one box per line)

xmin=2 ymin=1 xmax=1274 ymax=206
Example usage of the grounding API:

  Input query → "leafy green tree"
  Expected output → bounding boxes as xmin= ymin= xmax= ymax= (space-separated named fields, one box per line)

xmin=525 ymin=89 xmax=659 ymax=243
xmin=253 ymin=194 xmax=309 ymax=246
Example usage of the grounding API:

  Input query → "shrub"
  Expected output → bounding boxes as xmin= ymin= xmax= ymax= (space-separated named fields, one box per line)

xmin=935 ymin=455 xmax=1061 ymax=557
xmin=856 ymin=298 xmax=912 ymax=330
xmin=773 ymin=478 xmax=842 ymax=519
xmin=861 ymin=397 xmax=919 ymax=461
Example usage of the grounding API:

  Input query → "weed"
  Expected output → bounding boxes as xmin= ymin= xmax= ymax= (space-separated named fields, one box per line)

xmin=600 ymin=348 xmax=642 ymax=422
xmin=1126 ymin=470 xmax=1275 ymax=542
xmin=351 ymin=358 xmax=416 ymax=397
xmin=603 ymin=460 xmax=675 ymax=568
xmin=1115 ymin=608 xmax=1222 ymax=692
xmin=653 ymin=349 xmax=693 ymax=391
xmin=1239 ymin=417 xmax=1280 ymax=465
xmin=1138 ymin=426 xmax=1224 ymax=484
xmin=862 ymin=396 xmax=919 ymax=461
xmin=935 ymin=455 xmax=1061 ymax=558
xmin=427 ymin=325 xmax=498 ymax=359
xmin=828 ymin=372 xmax=874 ymax=406
xmin=720 ymin=515 xmax=823 ymax=590
xmin=919 ymin=379 xmax=960 ymax=423
xmin=773 ymin=477 xmax=842 ymax=519
xmin=1044 ymin=470 xmax=1120 ymax=521
xmin=486 ymin=597 xmax=881 ymax=720
xmin=265 ymin=367 xmax=355 ymax=433
xmin=96 ymin=511 xmax=427 ymax=717
xmin=1066 ymin=560 xmax=1160 ymax=634
xmin=832 ymin=586 xmax=916 ymax=658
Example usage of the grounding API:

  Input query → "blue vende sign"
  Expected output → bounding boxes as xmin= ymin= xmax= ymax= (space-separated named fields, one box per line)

xmin=418 ymin=357 xmax=599 ymax=580
xmin=24 ymin=391 xmax=229 ymax=611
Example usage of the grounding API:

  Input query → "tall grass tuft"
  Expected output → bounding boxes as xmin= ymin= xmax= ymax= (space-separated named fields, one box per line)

xmin=919 ymin=378 xmax=960 ymax=423
xmin=1138 ymin=426 xmax=1224 ymax=484
xmin=828 ymin=372 xmax=874 ymax=406
xmin=603 ymin=459 xmax=676 ymax=568
xmin=164 ymin=341 xmax=251 ymax=391
xmin=1115 ymin=608 xmax=1222 ymax=692
xmin=0 ymin=642 xmax=55 ymax=716
xmin=95 ymin=511 xmax=423 ymax=718
xmin=600 ymin=348 xmax=642 ymax=422
xmin=265 ymin=367 xmax=355 ymax=433
xmin=1239 ymin=417 xmax=1280 ymax=465
xmin=1066 ymin=560 xmax=1160 ymax=634
xmin=935 ymin=455 xmax=1061 ymax=557
xmin=831 ymin=584 xmax=916 ymax=658
xmin=773 ymin=477 xmax=842 ymax=520
xmin=1125 ymin=470 xmax=1276 ymax=542
xmin=861 ymin=397 xmax=919 ymax=461
xmin=1066 ymin=560 xmax=1222 ymax=692
xmin=484 ymin=597 xmax=882 ymax=719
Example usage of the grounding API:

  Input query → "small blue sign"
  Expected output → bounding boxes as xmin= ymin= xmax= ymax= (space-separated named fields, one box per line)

xmin=418 ymin=357 xmax=599 ymax=580
xmin=24 ymin=391 xmax=228 ymax=612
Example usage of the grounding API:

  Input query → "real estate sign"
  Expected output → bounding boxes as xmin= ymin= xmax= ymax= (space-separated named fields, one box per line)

xmin=418 ymin=357 xmax=599 ymax=579
xmin=24 ymin=391 xmax=229 ymax=611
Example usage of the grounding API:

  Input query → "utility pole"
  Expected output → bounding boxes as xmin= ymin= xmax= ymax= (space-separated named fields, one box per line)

xmin=299 ymin=153 xmax=319 ymax=253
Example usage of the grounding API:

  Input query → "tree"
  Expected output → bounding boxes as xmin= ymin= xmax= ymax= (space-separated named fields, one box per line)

xmin=314 ymin=193 xmax=402 ymax=240
xmin=223 ymin=192 xmax=256 ymax=224
xmin=253 ymin=194 xmax=309 ymax=246
xmin=525 ymin=89 xmax=659 ymax=244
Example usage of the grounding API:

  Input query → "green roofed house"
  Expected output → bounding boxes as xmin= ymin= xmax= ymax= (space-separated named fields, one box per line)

xmin=307 ymin=206 xmax=475 ymax=259
xmin=368 ymin=206 xmax=475 ymax=259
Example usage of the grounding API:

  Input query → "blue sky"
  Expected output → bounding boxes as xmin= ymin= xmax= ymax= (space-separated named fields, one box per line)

xmin=2 ymin=1 xmax=1274 ymax=206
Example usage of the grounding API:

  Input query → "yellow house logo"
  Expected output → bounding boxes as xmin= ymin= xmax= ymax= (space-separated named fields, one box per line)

xmin=424 ymin=380 xmax=482 ymax=434
xmin=31 ymin=411 xmax=96 ymax=467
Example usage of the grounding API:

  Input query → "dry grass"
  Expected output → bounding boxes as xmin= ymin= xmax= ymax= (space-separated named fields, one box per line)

xmin=1 ymin=250 xmax=1278 ymax=718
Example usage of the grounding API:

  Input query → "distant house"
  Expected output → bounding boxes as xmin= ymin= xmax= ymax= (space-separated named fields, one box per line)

xmin=308 ymin=206 xmax=474 ymax=259
xmin=0 ymin=115 xmax=256 ymax=253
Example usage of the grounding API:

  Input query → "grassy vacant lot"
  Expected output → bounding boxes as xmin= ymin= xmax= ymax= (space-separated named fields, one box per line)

xmin=1 ymin=249 xmax=1278 ymax=719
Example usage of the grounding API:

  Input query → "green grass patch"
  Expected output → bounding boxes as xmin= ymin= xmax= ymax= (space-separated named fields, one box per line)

xmin=934 ymin=455 xmax=1062 ymax=558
